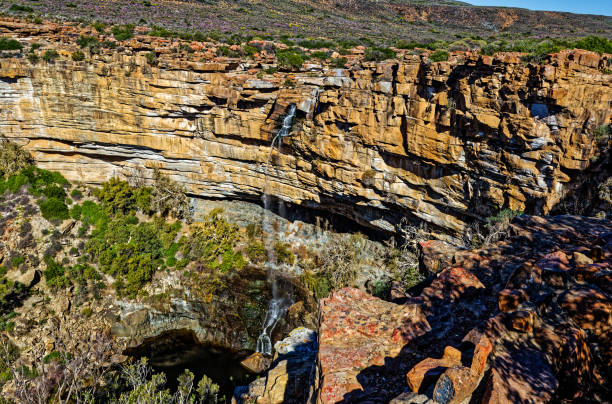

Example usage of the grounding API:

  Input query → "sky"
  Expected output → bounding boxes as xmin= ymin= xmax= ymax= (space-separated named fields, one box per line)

xmin=467 ymin=0 xmax=612 ymax=16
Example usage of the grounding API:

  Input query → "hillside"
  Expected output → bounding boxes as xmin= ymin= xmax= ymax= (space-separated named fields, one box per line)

xmin=2 ymin=0 xmax=611 ymax=48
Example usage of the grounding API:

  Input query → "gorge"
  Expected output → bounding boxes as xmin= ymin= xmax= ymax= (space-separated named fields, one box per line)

xmin=0 ymin=12 xmax=610 ymax=404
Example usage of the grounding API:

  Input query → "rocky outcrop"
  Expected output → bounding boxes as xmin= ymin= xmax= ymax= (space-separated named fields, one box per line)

xmin=0 ymin=18 xmax=610 ymax=240
xmin=235 ymin=327 xmax=318 ymax=404
xmin=311 ymin=215 xmax=612 ymax=403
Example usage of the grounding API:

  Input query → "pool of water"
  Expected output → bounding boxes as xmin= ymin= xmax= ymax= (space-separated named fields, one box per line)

xmin=125 ymin=329 xmax=254 ymax=402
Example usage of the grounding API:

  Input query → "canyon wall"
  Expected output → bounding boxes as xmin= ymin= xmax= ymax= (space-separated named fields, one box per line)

xmin=0 ymin=20 xmax=610 ymax=240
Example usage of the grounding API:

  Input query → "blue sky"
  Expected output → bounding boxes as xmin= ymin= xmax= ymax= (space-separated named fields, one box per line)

xmin=467 ymin=0 xmax=612 ymax=16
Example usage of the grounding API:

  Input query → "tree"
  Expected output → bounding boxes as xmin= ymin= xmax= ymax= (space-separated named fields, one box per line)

xmin=151 ymin=169 xmax=191 ymax=220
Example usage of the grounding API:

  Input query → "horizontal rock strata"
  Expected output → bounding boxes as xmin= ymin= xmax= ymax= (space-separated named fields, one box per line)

xmin=0 ymin=19 xmax=611 ymax=239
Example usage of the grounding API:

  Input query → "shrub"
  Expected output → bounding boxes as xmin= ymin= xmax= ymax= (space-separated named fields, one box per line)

xmin=95 ymin=177 xmax=150 ymax=215
xmin=70 ymin=188 xmax=83 ymax=200
xmin=76 ymin=35 xmax=98 ymax=49
xmin=242 ymin=44 xmax=258 ymax=57
xmin=364 ymin=47 xmax=396 ymax=62
xmin=91 ymin=22 xmax=106 ymax=33
xmin=180 ymin=209 xmax=242 ymax=270
xmin=111 ymin=24 xmax=134 ymax=41
xmin=246 ymin=240 xmax=266 ymax=263
xmin=430 ymin=50 xmax=449 ymax=62
xmin=301 ymin=270 xmax=331 ymax=299
xmin=0 ymin=37 xmax=22 ymax=51
xmin=0 ymin=140 xmax=32 ymax=179
xmin=145 ymin=52 xmax=158 ymax=66
xmin=38 ymin=198 xmax=69 ymax=221
xmin=8 ymin=4 xmax=33 ymax=13
xmin=69 ymin=204 xmax=82 ymax=220
xmin=42 ymin=184 xmax=66 ymax=200
xmin=395 ymin=39 xmax=425 ymax=50
xmin=72 ymin=50 xmax=85 ymax=61
xmin=311 ymin=50 xmax=328 ymax=59
xmin=150 ymin=169 xmax=190 ymax=219
xmin=299 ymin=39 xmax=335 ymax=49
xmin=594 ymin=124 xmax=611 ymax=144
xmin=42 ymin=49 xmax=59 ymax=62
xmin=43 ymin=257 xmax=70 ymax=289
xmin=330 ymin=57 xmax=347 ymax=68
xmin=276 ymin=48 xmax=304 ymax=70
xmin=273 ymin=242 xmax=295 ymax=265
xmin=574 ymin=36 xmax=612 ymax=55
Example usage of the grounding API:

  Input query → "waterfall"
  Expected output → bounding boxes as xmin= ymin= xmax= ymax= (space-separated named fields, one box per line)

xmin=256 ymin=104 xmax=297 ymax=356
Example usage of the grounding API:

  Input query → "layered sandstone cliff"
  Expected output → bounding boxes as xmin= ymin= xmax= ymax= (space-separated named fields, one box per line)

xmin=0 ymin=19 xmax=610 ymax=240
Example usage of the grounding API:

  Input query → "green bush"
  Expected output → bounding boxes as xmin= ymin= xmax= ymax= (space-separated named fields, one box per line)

xmin=76 ymin=35 xmax=99 ymax=49
xmin=574 ymin=36 xmax=612 ymax=55
xmin=80 ymin=200 xmax=107 ymax=227
xmin=276 ymin=48 xmax=305 ymax=70
xmin=69 ymin=204 xmax=82 ymax=220
xmin=111 ymin=24 xmax=134 ymax=41
xmin=299 ymin=39 xmax=335 ymax=49
xmin=273 ymin=242 xmax=295 ymax=265
xmin=95 ymin=178 xmax=152 ymax=215
xmin=301 ymin=271 xmax=331 ymax=299
xmin=0 ymin=141 xmax=32 ymax=182
xmin=242 ymin=44 xmax=258 ymax=57
xmin=0 ymin=37 xmax=22 ymax=51
xmin=42 ymin=184 xmax=66 ymax=200
xmin=364 ymin=47 xmax=396 ymax=62
xmin=8 ymin=4 xmax=33 ymax=13
xmin=38 ymin=198 xmax=69 ymax=221
xmin=180 ymin=209 xmax=244 ymax=271
xmin=430 ymin=50 xmax=450 ymax=62
xmin=43 ymin=257 xmax=70 ymax=289
xmin=330 ymin=57 xmax=347 ymax=68
xmin=594 ymin=124 xmax=611 ymax=143
xmin=311 ymin=50 xmax=328 ymax=59
xmin=10 ymin=255 xmax=24 ymax=268
xmin=145 ymin=52 xmax=158 ymax=66
xmin=92 ymin=22 xmax=106 ymax=33
xmin=42 ymin=49 xmax=59 ymax=62
xmin=246 ymin=240 xmax=265 ymax=263
xmin=70 ymin=188 xmax=83 ymax=200
xmin=395 ymin=39 xmax=425 ymax=50
xmin=71 ymin=50 xmax=85 ymax=61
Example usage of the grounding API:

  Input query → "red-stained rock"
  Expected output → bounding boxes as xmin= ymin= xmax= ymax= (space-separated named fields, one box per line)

xmin=422 ymin=267 xmax=485 ymax=302
xmin=418 ymin=240 xmax=457 ymax=275
xmin=497 ymin=289 xmax=528 ymax=312
xmin=406 ymin=346 xmax=462 ymax=393
xmin=316 ymin=288 xmax=431 ymax=403
xmin=470 ymin=334 xmax=493 ymax=376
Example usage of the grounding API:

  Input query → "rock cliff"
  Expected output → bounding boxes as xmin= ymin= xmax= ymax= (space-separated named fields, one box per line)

xmin=0 ymin=18 xmax=611 ymax=240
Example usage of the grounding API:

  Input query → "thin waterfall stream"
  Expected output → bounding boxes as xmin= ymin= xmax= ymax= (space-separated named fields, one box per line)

xmin=256 ymin=104 xmax=297 ymax=356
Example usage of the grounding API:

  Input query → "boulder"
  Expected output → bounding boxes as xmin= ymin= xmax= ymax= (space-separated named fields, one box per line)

xmin=316 ymin=288 xmax=431 ymax=403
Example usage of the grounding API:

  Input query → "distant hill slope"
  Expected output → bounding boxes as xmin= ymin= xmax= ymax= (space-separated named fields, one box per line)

xmin=3 ymin=0 xmax=611 ymax=45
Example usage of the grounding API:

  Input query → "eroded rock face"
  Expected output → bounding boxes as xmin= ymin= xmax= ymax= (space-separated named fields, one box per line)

xmin=1 ymin=18 xmax=610 ymax=240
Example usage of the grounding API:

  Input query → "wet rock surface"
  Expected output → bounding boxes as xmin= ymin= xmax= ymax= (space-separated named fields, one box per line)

xmin=311 ymin=215 xmax=612 ymax=403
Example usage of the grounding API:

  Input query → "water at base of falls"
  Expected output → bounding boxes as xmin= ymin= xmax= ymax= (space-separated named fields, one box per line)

xmin=256 ymin=104 xmax=297 ymax=356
